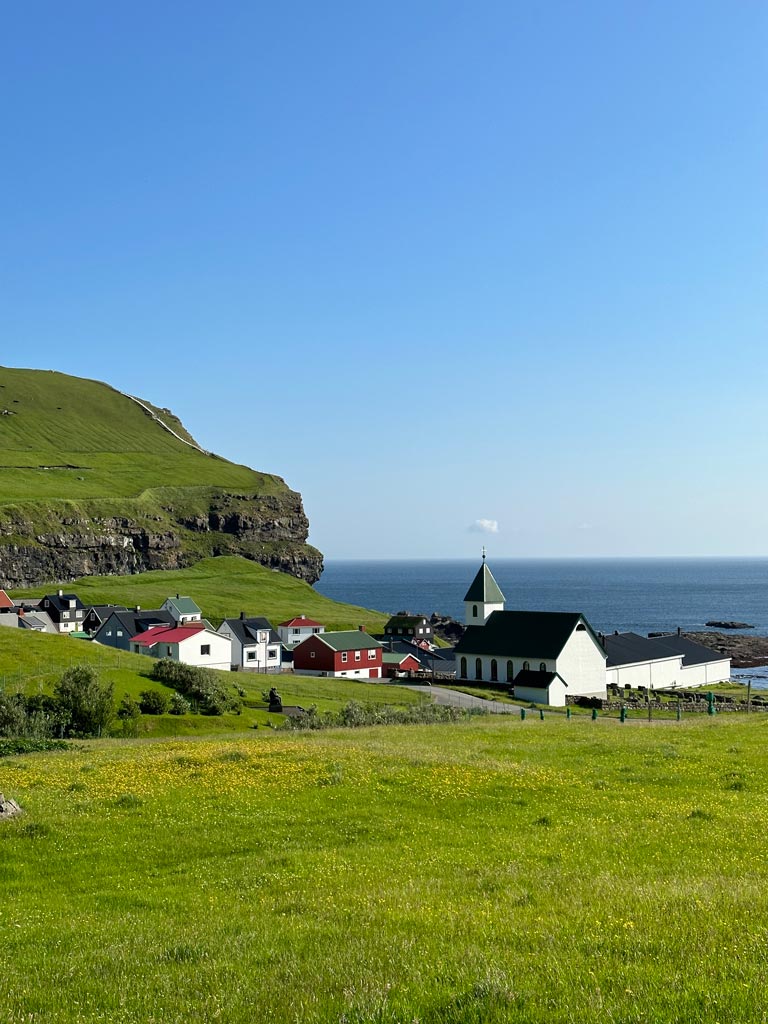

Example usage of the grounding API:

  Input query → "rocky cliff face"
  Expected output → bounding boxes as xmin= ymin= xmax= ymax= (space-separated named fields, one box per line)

xmin=0 ymin=488 xmax=323 ymax=589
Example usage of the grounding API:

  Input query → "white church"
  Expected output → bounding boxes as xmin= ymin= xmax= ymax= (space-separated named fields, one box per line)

xmin=454 ymin=557 xmax=731 ymax=706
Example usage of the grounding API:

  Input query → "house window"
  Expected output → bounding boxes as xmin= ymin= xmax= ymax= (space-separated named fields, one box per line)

xmin=506 ymin=660 xmax=514 ymax=682
xmin=63 ymin=611 xmax=70 ymax=620
xmin=310 ymin=651 xmax=316 ymax=658
xmin=490 ymin=659 xmax=498 ymax=681
xmin=167 ymin=646 xmax=174 ymax=657
xmin=259 ymin=632 xmax=268 ymax=643
xmin=293 ymin=628 xmax=300 ymax=634
xmin=355 ymin=651 xmax=361 ymax=662
xmin=341 ymin=652 xmax=348 ymax=663
xmin=368 ymin=649 xmax=376 ymax=660
xmin=472 ymin=605 xmax=478 ymax=618
xmin=460 ymin=657 xmax=467 ymax=678
xmin=540 ymin=662 xmax=547 ymax=672
xmin=247 ymin=651 xmax=256 ymax=662
xmin=268 ymin=649 xmax=277 ymax=659
xmin=312 ymin=627 xmax=321 ymax=633
xmin=117 ymin=630 xmax=123 ymax=637
xmin=523 ymin=661 xmax=530 ymax=671
xmin=201 ymin=644 xmax=211 ymax=656
xmin=475 ymin=658 xmax=482 ymax=680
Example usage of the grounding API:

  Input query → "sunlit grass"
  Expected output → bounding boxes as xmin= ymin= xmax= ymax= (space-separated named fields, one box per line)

xmin=1 ymin=714 xmax=767 ymax=1022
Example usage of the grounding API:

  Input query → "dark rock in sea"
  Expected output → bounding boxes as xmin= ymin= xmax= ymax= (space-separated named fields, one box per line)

xmin=705 ymin=621 xmax=754 ymax=630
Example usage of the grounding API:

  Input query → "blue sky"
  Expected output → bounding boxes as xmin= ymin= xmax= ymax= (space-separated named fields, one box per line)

xmin=2 ymin=1 xmax=766 ymax=559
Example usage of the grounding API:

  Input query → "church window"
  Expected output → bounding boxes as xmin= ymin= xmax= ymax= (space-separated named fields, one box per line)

xmin=506 ymin=660 xmax=514 ymax=682
xmin=540 ymin=662 xmax=547 ymax=672
xmin=490 ymin=659 xmax=498 ymax=681
xmin=475 ymin=658 xmax=482 ymax=680
xmin=472 ymin=605 xmax=478 ymax=618
xmin=523 ymin=661 xmax=530 ymax=671
xmin=460 ymin=656 xmax=467 ymax=678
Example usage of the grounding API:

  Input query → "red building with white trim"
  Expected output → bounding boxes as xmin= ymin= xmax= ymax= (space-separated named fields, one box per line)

xmin=292 ymin=630 xmax=383 ymax=679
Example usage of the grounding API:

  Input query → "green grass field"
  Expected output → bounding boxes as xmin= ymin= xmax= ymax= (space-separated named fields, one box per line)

xmin=1 ymin=715 xmax=767 ymax=1022
xmin=0 ymin=367 xmax=278 ymax=501
xmin=9 ymin=554 xmax=389 ymax=631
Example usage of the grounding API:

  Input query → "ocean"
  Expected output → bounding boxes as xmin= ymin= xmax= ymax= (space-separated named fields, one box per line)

xmin=315 ymin=558 xmax=768 ymax=684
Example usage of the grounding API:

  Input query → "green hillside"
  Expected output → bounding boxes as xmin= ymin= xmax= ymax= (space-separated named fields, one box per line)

xmin=0 ymin=367 xmax=322 ymax=585
xmin=0 ymin=627 xmax=420 ymax=735
xmin=10 ymin=555 xmax=388 ymax=630
xmin=0 ymin=366 xmax=280 ymax=501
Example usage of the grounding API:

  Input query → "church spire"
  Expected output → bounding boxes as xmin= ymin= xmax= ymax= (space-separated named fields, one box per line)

xmin=463 ymin=557 xmax=505 ymax=626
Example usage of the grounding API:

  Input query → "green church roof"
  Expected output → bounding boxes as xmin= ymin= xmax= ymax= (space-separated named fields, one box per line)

xmin=463 ymin=563 xmax=505 ymax=605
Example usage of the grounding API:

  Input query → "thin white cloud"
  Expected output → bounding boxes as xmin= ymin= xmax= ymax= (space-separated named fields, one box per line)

xmin=469 ymin=518 xmax=499 ymax=535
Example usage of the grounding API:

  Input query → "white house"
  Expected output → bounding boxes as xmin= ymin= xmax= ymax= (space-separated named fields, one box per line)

xmin=218 ymin=614 xmax=282 ymax=673
xmin=162 ymin=595 xmax=203 ymax=625
xmin=129 ymin=623 xmax=231 ymax=671
xmin=603 ymin=631 xmax=731 ymax=690
xmin=454 ymin=559 xmax=608 ymax=706
xmin=278 ymin=615 xmax=325 ymax=648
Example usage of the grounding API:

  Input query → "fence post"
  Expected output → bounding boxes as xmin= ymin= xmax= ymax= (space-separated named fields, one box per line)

xmin=566 ymin=706 xmax=571 ymax=720
xmin=591 ymin=707 xmax=598 ymax=721
xmin=747 ymin=680 xmax=752 ymax=714
xmin=520 ymin=707 xmax=526 ymax=721
xmin=620 ymin=705 xmax=626 ymax=723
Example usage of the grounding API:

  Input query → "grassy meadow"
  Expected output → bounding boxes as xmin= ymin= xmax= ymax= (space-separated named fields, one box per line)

xmin=2 ymin=714 xmax=768 ymax=1023
xmin=9 ymin=555 xmax=389 ymax=632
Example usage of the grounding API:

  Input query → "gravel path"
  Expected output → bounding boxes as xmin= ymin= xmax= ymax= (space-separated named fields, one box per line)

xmin=401 ymin=685 xmax=517 ymax=714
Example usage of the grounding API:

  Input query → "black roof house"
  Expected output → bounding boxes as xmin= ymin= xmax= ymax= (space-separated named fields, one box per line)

xmin=603 ymin=631 xmax=725 ymax=668
xmin=220 ymin=614 xmax=281 ymax=647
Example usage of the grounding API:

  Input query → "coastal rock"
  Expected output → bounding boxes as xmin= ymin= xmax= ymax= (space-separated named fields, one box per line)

xmin=705 ymin=621 xmax=754 ymax=630
xmin=684 ymin=632 xmax=768 ymax=669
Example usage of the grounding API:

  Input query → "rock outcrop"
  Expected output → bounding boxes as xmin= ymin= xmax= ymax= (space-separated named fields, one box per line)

xmin=0 ymin=488 xmax=323 ymax=588
xmin=0 ymin=794 xmax=22 ymax=819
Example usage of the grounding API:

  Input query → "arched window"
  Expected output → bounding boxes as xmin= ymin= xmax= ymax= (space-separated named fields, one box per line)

xmin=472 ymin=604 xmax=478 ymax=618
xmin=475 ymin=658 xmax=483 ymax=680
xmin=539 ymin=662 xmax=547 ymax=673
xmin=506 ymin=660 xmax=514 ymax=682
xmin=523 ymin=661 xmax=530 ymax=671
xmin=490 ymin=659 xmax=498 ymax=681
xmin=460 ymin=657 xmax=467 ymax=679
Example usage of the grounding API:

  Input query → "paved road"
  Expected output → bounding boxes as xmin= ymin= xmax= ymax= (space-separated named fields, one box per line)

xmin=402 ymin=685 xmax=517 ymax=714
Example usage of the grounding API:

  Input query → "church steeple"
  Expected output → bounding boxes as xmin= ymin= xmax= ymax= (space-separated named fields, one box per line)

xmin=463 ymin=554 xmax=505 ymax=625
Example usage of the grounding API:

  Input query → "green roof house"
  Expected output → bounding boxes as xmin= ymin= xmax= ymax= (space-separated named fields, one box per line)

xmin=162 ymin=594 xmax=203 ymax=625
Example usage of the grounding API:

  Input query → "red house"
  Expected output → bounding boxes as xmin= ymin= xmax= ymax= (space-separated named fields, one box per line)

xmin=292 ymin=630 xmax=383 ymax=679
xmin=382 ymin=651 xmax=422 ymax=678
xmin=0 ymin=590 xmax=14 ymax=611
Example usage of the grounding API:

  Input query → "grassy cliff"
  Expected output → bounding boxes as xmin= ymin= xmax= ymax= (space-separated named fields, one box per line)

xmin=0 ymin=367 xmax=322 ymax=585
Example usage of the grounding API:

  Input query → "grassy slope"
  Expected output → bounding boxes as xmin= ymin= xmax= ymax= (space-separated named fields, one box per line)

xmin=0 ymin=627 xmax=421 ymax=735
xmin=9 ymin=555 xmax=388 ymax=630
xmin=0 ymin=366 xmax=280 ymax=501
xmin=0 ymin=715 xmax=767 ymax=1023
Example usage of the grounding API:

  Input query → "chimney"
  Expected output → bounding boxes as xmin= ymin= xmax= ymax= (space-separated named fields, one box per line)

xmin=240 ymin=611 xmax=246 ymax=620
xmin=359 ymin=624 xmax=365 ymax=632
xmin=134 ymin=605 xmax=141 ymax=613
xmin=18 ymin=607 xmax=24 ymax=618
xmin=58 ymin=589 xmax=63 ymax=597
xmin=677 ymin=626 xmax=681 ymax=636
xmin=176 ymin=593 xmax=180 ymax=600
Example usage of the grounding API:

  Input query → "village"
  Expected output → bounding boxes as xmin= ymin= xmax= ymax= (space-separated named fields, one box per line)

xmin=0 ymin=557 xmax=733 ymax=706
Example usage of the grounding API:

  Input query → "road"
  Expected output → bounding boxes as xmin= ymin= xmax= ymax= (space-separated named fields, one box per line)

xmin=401 ymin=684 xmax=517 ymax=714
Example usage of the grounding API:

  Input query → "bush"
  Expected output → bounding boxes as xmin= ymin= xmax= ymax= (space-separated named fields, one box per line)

xmin=150 ymin=659 xmax=240 ymax=716
xmin=283 ymin=700 xmax=481 ymax=731
xmin=0 ymin=693 xmax=64 ymax=740
xmin=168 ymin=692 xmax=191 ymax=716
xmin=139 ymin=690 xmax=169 ymax=715
xmin=54 ymin=667 xmax=114 ymax=738
xmin=117 ymin=695 xmax=141 ymax=736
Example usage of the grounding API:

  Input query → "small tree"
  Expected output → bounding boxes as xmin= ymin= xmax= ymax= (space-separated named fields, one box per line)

xmin=54 ymin=666 xmax=114 ymax=738
xmin=117 ymin=694 xmax=141 ymax=737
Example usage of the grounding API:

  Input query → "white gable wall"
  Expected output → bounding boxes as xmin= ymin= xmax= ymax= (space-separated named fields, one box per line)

xmin=516 ymin=679 xmax=568 ymax=707
xmin=556 ymin=628 xmax=607 ymax=698
xmin=176 ymin=630 xmax=231 ymax=671
xmin=679 ymin=659 xmax=731 ymax=688
xmin=464 ymin=600 xmax=504 ymax=626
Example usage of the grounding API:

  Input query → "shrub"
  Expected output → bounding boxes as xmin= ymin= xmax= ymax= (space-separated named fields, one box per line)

xmin=139 ymin=690 xmax=169 ymax=715
xmin=168 ymin=692 xmax=191 ymax=716
xmin=150 ymin=659 xmax=240 ymax=716
xmin=116 ymin=695 xmax=141 ymax=736
xmin=0 ymin=693 xmax=63 ymax=740
xmin=54 ymin=667 xmax=114 ymax=738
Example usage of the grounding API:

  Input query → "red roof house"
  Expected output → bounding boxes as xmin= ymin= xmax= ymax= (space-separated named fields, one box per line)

xmin=278 ymin=615 xmax=325 ymax=647
xmin=129 ymin=623 xmax=232 ymax=671
xmin=0 ymin=590 xmax=14 ymax=611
